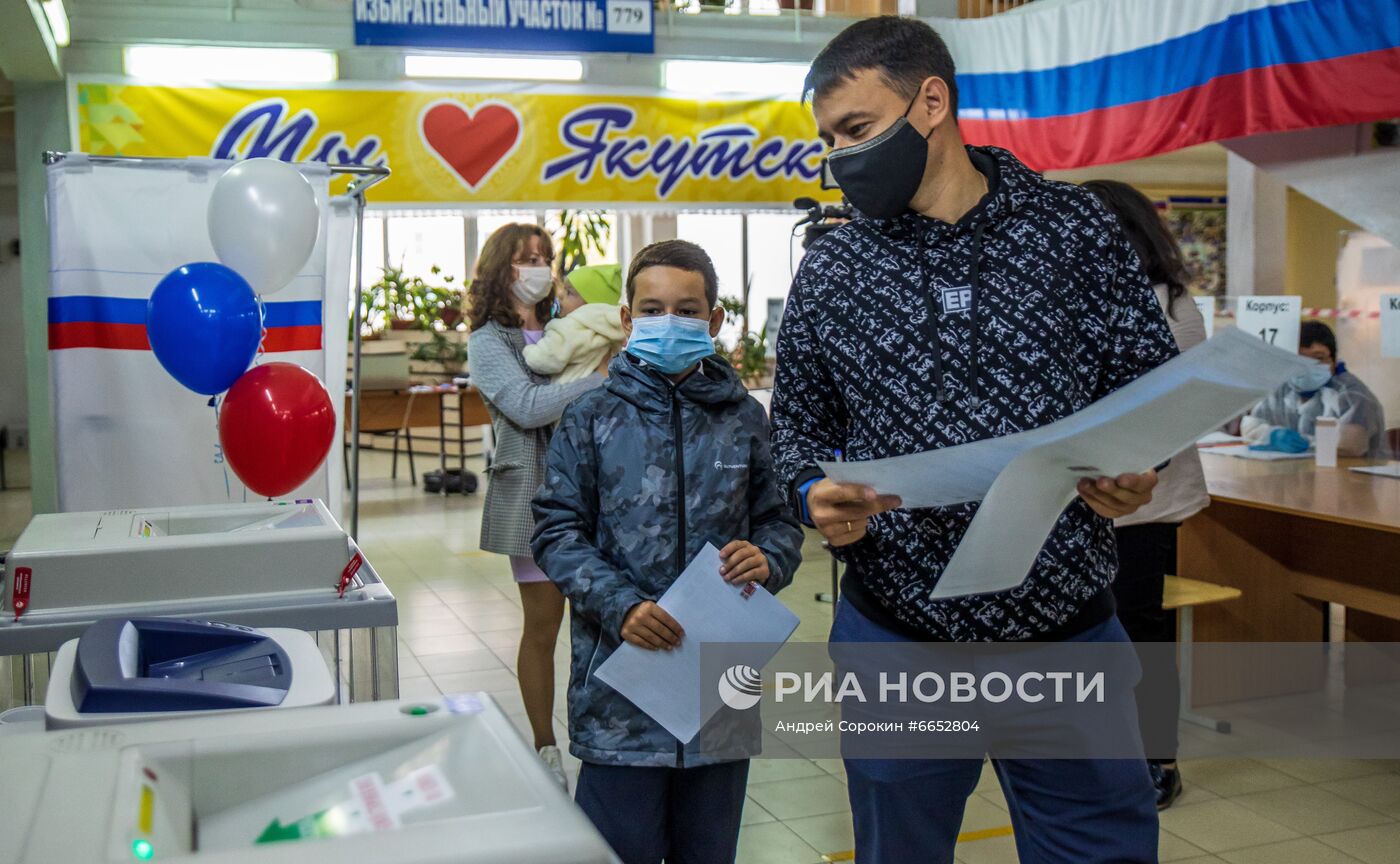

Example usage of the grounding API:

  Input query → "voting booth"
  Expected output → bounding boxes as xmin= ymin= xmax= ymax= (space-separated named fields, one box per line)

xmin=0 ymin=696 xmax=617 ymax=864
xmin=1 ymin=500 xmax=398 ymax=706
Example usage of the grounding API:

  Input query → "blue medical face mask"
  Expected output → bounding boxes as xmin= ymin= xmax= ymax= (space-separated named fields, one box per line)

xmin=1289 ymin=362 xmax=1332 ymax=394
xmin=625 ymin=313 xmax=715 ymax=374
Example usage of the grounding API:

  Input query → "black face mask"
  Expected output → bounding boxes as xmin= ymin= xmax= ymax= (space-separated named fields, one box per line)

xmin=826 ymin=92 xmax=933 ymax=220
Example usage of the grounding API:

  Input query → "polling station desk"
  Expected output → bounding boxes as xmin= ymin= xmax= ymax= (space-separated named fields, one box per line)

xmin=347 ymin=386 xmax=448 ymax=483
xmin=1178 ymin=455 xmax=1400 ymax=704
xmin=346 ymin=385 xmax=492 ymax=483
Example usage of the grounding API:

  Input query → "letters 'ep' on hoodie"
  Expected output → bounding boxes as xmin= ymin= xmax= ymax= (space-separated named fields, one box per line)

xmin=771 ymin=146 xmax=1179 ymax=643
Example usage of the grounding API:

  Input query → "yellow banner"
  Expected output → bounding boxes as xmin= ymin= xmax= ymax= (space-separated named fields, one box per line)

xmin=75 ymin=80 xmax=827 ymax=206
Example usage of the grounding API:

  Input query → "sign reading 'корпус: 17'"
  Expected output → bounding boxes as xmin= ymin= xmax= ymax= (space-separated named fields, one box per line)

xmin=353 ymin=0 xmax=654 ymax=54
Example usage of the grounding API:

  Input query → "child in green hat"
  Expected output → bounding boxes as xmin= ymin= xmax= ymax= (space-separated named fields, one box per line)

xmin=523 ymin=265 xmax=626 ymax=383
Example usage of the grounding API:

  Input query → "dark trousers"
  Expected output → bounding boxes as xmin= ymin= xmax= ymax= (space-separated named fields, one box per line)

xmin=1112 ymin=522 xmax=1182 ymax=762
xmin=574 ymin=759 xmax=749 ymax=864
xmin=832 ymin=601 xmax=1158 ymax=864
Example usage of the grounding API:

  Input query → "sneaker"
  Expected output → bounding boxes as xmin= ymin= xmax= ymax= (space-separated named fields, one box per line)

xmin=538 ymin=745 xmax=568 ymax=791
xmin=1150 ymin=761 xmax=1183 ymax=810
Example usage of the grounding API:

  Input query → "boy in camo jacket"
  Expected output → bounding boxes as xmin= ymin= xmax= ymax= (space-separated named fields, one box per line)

xmin=532 ymin=240 xmax=803 ymax=864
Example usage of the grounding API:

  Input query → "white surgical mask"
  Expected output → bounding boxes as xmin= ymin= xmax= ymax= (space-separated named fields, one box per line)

xmin=511 ymin=266 xmax=553 ymax=305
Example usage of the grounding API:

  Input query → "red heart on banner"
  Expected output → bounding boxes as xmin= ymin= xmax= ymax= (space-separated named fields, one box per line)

xmin=420 ymin=101 xmax=522 ymax=190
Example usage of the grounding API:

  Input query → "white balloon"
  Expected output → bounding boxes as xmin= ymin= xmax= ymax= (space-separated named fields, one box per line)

xmin=208 ymin=158 xmax=321 ymax=295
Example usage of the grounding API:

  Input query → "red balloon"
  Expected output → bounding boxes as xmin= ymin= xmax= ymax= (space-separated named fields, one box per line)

xmin=219 ymin=363 xmax=336 ymax=498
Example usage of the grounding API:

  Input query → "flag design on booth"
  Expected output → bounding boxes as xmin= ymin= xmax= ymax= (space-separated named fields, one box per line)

xmin=949 ymin=0 xmax=1400 ymax=170
xmin=48 ymin=296 xmax=323 ymax=353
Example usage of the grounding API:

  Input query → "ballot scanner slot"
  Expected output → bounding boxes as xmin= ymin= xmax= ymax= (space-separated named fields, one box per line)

xmin=73 ymin=619 xmax=296 ymax=714
xmin=151 ymin=505 xmax=329 ymax=538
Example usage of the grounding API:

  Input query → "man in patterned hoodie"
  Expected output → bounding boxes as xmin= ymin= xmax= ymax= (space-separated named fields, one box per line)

xmin=772 ymin=16 xmax=1176 ymax=864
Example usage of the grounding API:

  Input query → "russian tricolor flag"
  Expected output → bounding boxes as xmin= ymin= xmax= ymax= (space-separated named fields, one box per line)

xmin=48 ymin=295 xmax=323 ymax=353
xmin=946 ymin=0 xmax=1400 ymax=170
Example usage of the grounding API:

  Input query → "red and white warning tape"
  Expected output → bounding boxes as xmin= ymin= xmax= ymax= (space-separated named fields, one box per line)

xmin=1302 ymin=308 xmax=1381 ymax=319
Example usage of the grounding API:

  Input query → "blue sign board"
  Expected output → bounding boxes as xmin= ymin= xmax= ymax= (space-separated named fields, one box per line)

xmin=353 ymin=0 xmax=654 ymax=55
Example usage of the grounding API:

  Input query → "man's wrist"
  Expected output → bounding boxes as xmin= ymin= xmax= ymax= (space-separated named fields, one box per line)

xmin=797 ymin=477 xmax=820 ymax=527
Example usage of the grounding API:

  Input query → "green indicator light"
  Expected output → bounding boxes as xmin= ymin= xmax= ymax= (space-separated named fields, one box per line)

xmin=132 ymin=839 xmax=155 ymax=860
xmin=409 ymin=706 xmax=429 ymax=716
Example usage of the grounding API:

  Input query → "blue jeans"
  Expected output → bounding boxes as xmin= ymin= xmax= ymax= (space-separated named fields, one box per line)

xmin=830 ymin=599 xmax=1158 ymax=864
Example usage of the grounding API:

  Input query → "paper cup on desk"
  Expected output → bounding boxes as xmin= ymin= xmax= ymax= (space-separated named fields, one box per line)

xmin=1315 ymin=418 xmax=1339 ymax=468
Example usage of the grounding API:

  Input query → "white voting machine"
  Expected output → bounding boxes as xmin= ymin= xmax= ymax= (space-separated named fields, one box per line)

xmin=0 ymin=500 xmax=396 ymax=654
xmin=0 ymin=696 xmax=617 ymax=863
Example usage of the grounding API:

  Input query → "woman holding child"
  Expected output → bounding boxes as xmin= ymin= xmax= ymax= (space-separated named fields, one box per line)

xmin=467 ymin=222 xmax=609 ymax=787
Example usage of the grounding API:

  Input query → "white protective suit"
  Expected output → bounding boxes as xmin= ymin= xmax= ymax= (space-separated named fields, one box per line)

xmin=1242 ymin=364 xmax=1389 ymax=459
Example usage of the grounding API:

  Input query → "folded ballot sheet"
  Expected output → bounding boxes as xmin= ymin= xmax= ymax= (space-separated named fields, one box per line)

xmin=819 ymin=328 xmax=1312 ymax=599
xmin=594 ymin=543 xmax=799 ymax=743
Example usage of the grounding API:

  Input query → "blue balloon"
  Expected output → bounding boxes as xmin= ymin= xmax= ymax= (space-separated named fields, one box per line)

xmin=147 ymin=262 xmax=262 ymax=395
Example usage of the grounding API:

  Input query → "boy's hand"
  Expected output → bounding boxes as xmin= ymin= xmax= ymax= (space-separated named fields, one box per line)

xmin=719 ymin=540 xmax=769 ymax=585
xmin=621 ymin=601 xmax=683 ymax=651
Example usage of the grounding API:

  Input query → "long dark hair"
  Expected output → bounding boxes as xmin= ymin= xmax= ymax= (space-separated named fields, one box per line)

xmin=1083 ymin=180 xmax=1190 ymax=319
xmin=468 ymin=223 xmax=555 ymax=332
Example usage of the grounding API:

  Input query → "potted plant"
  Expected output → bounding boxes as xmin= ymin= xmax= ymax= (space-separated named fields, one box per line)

xmin=358 ymin=265 xmax=459 ymax=335
xmin=731 ymin=328 xmax=771 ymax=387
xmin=715 ymin=296 xmax=772 ymax=387
xmin=411 ymin=330 xmax=470 ymax=374
xmin=438 ymin=288 xmax=464 ymax=329
xmin=427 ymin=266 xmax=464 ymax=329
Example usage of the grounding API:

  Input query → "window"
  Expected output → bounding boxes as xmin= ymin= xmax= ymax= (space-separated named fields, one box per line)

xmin=746 ymin=212 xmax=805 ymax=343
xmin=676 ymin=213 xmax=745 ymax=344
xmin=386 ymin=213 xmax=466 ymax=285
xmin=673 ymin=212 xmax=803 ymax=339
xmin=354 ymin=209 xmax=801 ymax=338
xmin=359 ymin=213 xmax=387 ymax=288
xmin=476 ymin=211 xmax=542 ymax=258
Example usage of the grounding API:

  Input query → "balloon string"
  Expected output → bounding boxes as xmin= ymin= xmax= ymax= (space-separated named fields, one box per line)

xmin=255 ymin=298 xmax=267 ymax=363
xmin=211 ymin=396 xmax=231 ymax=499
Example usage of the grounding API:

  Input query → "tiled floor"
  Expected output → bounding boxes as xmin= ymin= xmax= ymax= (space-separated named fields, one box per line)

xmin=3 ymin=447 xmax=1400 ymax=862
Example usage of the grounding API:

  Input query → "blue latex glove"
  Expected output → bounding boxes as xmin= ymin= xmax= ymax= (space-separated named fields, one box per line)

xmin=1250 ymin=427 xmax=1310 ymax=453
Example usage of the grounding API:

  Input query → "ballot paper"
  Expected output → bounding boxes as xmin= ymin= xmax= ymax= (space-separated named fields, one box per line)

xmin=1199 ymin=444 xmax=1313 ymax=461
xmin=818 ymin=328 xmax=1311 ymax=599
xmin=593 ymin=543 xmax=800 ymax=743
xmin=1350 ymin=463 xmax=1400 ymax=478
xmin=1197 ymin=431 xmax=1245 ymax=447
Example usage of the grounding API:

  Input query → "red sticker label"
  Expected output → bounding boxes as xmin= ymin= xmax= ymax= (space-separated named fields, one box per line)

xmin=12 ymin=566 xmax=32 ymax=621
xmin=741 ymin=582 xmax=757 ymax=599
xmin=338 ymin=552 xmax=364 ymax=597
xmin=351 ymin=774 xmax=397 ymax=832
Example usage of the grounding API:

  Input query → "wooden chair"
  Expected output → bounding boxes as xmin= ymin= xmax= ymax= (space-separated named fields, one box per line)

xmin=1164 ymin=574 xmax=1243 ymax=734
